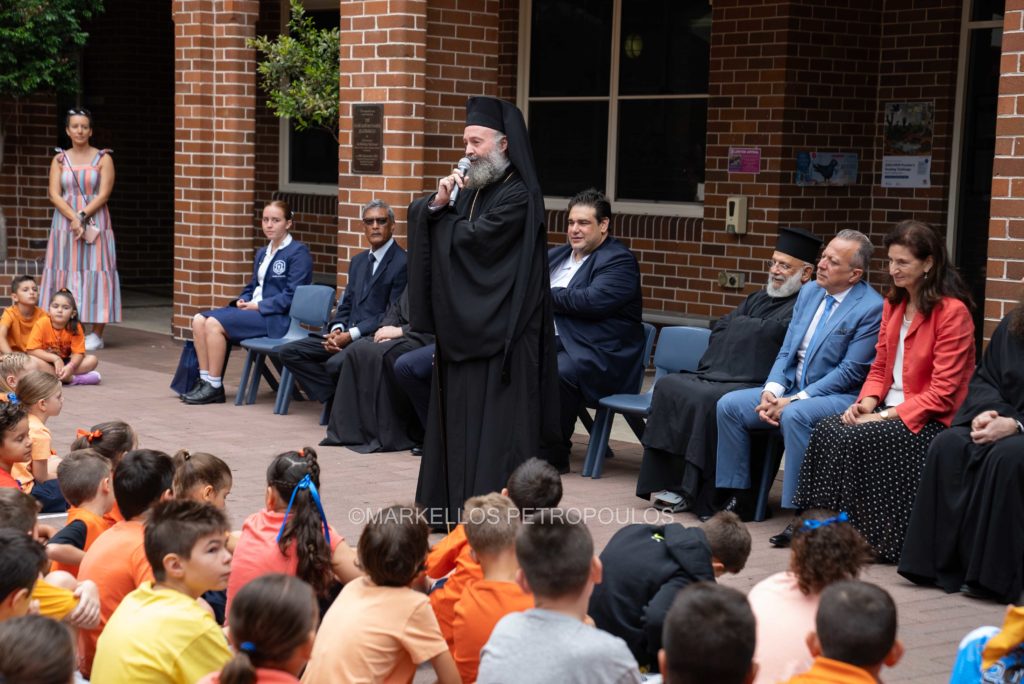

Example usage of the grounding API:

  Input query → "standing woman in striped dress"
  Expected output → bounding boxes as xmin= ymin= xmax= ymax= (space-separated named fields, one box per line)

xmin=43 ymin=108 xmax=121 ymax=352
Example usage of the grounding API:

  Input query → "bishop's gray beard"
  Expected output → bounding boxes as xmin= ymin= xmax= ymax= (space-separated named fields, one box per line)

xmin=766 ymin=269 xmax=805 ymax=298
xmin=465 ymin=148 xmax=511 ymax=188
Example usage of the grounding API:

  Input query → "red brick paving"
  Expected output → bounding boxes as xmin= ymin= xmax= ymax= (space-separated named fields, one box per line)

xmin=54 ymin=326 xmax=1004 ymax=682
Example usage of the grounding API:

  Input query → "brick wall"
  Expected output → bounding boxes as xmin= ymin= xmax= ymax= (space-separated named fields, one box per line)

xmin=82 ymin=0 xmax=175 ymax=290
xmin=171 ymin=0 xmax=260 ymax=338
xmin=0 ymin=97 xmax=54 ymax=261
xmin=990 ymin=1 xmax=1024 ymax=338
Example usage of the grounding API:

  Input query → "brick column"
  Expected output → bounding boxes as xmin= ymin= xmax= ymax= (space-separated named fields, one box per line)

xmin=990 ymin=1 xmax=1024 ymax=339
xmin=171 ymin=0 xmax=259 ymax=338
xmin=336 ymin=0 xmax=500 ymax=289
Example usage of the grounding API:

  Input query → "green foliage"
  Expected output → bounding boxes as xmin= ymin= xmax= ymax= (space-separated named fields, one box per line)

xmin=0 ymin=0 xmax=104 ymax=98
xmin=249 ymin=0 xmax=340 ymax=143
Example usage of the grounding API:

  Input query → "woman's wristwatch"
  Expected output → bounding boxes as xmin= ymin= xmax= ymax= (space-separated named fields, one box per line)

xmin=78 ymin=210 xmax=88 ymax=222
xmin=879 ymin=409 xmax=891 ymax=420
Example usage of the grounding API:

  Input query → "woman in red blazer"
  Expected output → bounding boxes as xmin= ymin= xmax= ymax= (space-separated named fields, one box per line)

xmin=793 ymin=220 xmax=975 ymax=562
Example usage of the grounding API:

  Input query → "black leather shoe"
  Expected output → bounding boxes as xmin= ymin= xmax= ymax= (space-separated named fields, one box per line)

xmin=411 ymin=445 xmax=423 ymax=457
xmin=181 ymin=378 xmax=206 ymax=401
xmin=182 ymin=382 xmax=225 ymax=405
xmin=770 ymin=523 xmax=795 ymax=548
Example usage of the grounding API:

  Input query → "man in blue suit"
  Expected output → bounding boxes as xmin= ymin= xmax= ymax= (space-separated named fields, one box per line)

xmin=714 ymin=229 xmax=882 ymax=545
xmin=548 ymin=189 xmax=644 ymax=472
xmin=280 ymin=199 xmax=407 ymax=404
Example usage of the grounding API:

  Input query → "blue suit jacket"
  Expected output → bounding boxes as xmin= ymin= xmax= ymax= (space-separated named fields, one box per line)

xmin=549 ymin=237 xmax=645 ymax=403
xmin=239 ymin=240 xmax=313 ymax=338
xmin=330 ymin=242 xmax=407 ymax=336
xmin=765 ymin=279 xmax=883 ymax=397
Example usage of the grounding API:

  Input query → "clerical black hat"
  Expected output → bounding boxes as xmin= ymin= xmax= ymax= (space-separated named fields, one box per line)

xmin=776 ymin=226 xmax=822 ymax=264
xmin=465 ymin=96 xmax=506 ymax=133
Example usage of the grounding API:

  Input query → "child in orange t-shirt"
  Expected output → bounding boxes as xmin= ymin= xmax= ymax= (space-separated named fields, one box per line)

xmin=452 ymin=493 xmax=533 ymax=683
xmin=46 ymin=450 xmax=115 ymax=576
xmin=69 ymin=420 xmax=138 ymax=526
xmin=302 ymin=504 xmax=459 ymax=684
xmin=26 ymin=289 xmax=99 ymax=385
xmin=76 ymin=448 xmax=175 ymax=678
xmin=11 ymin=371 xmax=66 ymax=513
xmin=427 ymin=457 xmax=562 ymax=644
xmin=0 ymin=401 xmax=32 ymax=492
xmin=0 ymin=275 xmax=46 ymax=355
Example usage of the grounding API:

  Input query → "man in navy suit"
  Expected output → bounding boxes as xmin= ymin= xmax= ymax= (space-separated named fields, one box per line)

xmin=714 ymin=229 xmax=883 ymax=545
xmin=279 ymin=199 xmax=407 ymax=404
xmin=547 ymin=189 xmax=644 ymax=472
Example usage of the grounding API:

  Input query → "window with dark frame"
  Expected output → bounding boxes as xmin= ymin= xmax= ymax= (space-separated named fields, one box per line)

xmin=525 ymin=0 xmax=711 ymax=205
xmin=285 ymin=7 xmax=338 ymax=186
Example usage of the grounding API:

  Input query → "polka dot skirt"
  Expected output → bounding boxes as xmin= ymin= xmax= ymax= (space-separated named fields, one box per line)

xmin=793 ymin=413 xmax=945 ymax=563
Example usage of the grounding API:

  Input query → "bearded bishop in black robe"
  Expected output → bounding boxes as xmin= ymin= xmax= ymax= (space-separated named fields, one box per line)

xmin=408 ymin=97 xmax=559 ymax=526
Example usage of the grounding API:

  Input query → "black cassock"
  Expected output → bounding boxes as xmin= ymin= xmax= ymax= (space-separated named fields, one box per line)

xmin=321 ymin=290 xmax=433 ymax=453
xmin=899 ymin=312 xmax=1024 ymax=603
xmin=408 ymin=171 xmax=559 ymax=525
xmin=636 ymin=288 xmax=798 ymax=516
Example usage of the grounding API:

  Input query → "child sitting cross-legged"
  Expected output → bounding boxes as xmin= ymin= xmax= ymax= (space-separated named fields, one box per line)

xmin=477 ymin=508 xmax=643 ymax=684
xmin=46 ymin=449 xmax=115 ymax=576
xmin=784 ymin=580 xmax=903 ymax=684
xmin=451 ymin=493 xmax=534 ymax=683
xmin=92 ymin=500 xmax=233 ymax=683
xmin=0 ymin=614 xmax=77 ymax=684
xmin=26 ymin=288 xmax=99 ymax=385
xmin=198 ymin=574 xmax=318 ymax=684
xmin=428 ymin=457 xmax=562 ymax=645
xmin=588 ymin=510 xmax=752 ymax=673
xmin=0 ymin=276 xmax=46 ymax=357
xmin=302 ymin=504 xmax=460 ymax=684
xmin=226 ymin=447 xmax=360 ymax=619
xmin=0 ymin=488 xmax=100 ymax=630
xmin=77 ymin=448 xmax=175 ymax=678
xmin=659 ymin=582 xmax=758 ymax=684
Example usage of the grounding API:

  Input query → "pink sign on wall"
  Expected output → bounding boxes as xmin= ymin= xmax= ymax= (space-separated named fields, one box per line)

xmin=728 ymin=147 xmax=762 ymax=174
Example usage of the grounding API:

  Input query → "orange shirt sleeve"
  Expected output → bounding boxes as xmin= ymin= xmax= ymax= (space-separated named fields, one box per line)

xmin=29 ymin=419 xmax=53 ymax=462
xmin=130 ymin=544 xmax=155 ymax=586
xmin=0 ymin=307 xmax=15 ymax=334
xmin=427 ymin=526 xmax=467 ymax=578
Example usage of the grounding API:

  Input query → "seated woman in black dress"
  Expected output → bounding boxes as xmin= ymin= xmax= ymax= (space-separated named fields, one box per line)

xmin=899 ymin=292 xmax=1024 ymax=603
xmin=183 ymin=200 xmax=313 ymax=405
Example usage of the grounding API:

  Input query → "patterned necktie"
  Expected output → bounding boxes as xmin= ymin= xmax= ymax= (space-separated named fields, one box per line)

xmin=363 ymin=253 xmax=376 ymax=295
xmin=802 ymin=294 xmax=836 ymax=389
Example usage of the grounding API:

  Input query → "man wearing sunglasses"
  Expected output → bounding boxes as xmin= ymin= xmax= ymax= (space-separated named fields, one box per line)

xmin=279 ymin=199 xmax=407 ymax=406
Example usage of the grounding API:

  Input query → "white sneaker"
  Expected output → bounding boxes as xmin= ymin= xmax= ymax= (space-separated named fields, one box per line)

xmin=84 ymin=333 xmax=104 ymax=351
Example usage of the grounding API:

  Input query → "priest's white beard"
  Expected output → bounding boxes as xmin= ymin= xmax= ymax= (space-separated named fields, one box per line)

xmin=766 ymin=269 xmax=805 ymax=298
xmin=465 ymin=147 xmax=511 ymax=188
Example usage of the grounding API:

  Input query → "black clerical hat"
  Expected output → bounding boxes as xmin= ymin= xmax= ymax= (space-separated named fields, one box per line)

xmin=776 ymin=226 xmax=822 ymax=264
xmin=465 ymin=96 xmax=506 ymax=133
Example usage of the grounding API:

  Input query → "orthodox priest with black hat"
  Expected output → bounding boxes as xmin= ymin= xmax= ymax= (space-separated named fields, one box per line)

xmin=408 ymin=96 xmax=559 ymax=526
xmin=636 ymin=226 xmax=823 ymax=518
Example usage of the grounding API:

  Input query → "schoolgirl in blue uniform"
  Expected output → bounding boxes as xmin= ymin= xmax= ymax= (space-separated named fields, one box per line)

xmin=183 ymin=199 xmax=313 ymax=405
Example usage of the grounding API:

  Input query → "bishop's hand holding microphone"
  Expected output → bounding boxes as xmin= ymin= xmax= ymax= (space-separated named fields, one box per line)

xmin=431 ymin=156 xmax=471 ymax=209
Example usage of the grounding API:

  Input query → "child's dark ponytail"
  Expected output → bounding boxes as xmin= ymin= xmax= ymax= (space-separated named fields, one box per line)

xmin=54 ymin=289 xmax=82 ymax=335
xmin=266 ymin=447 xmax=333 ymax=596
xmin=69 ymin=421 xmax=136 ymax=467
xmin=218 ymin=574 xmax=317 ymax=684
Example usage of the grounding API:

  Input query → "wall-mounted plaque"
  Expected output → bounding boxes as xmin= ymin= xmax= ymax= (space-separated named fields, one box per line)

xmin=352 ymin=103 xmax=383 ymax=175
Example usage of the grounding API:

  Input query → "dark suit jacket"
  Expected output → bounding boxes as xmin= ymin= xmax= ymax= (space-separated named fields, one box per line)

xmin=238 ymin=239 xmax=313 ymax=338
xmin=331 ymin=241 xmax=408 ymax=337
xmin=549 ymin=236 xmax=644 ymax=403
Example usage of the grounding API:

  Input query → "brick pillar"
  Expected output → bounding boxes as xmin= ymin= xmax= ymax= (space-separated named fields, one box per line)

xmin=990 ymin=1 xmax=1024 ymax=339
xmin=171 ymin=0 xmax=259 ymax=338
xmin=336 ymin=0 xmax=430 ymax=286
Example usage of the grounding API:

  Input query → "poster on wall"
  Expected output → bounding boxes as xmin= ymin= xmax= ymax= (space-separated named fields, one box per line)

xmin=881 ymin=101 xmax=933 ymax=188
xmin=728 ymin=147 xmax=762 ymax=174
xmin=795 ymin=151 xmax=859 ymax=186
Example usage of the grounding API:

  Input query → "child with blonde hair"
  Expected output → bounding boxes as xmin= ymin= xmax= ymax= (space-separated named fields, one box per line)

xmin=10 ymin=371 xmax=65 ymax=512
xmin=0 ymin=351 xmax=32 ymax=396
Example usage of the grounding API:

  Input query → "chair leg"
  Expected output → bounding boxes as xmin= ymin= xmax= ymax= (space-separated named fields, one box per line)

xmin=624 ymin=414 xmax=647 ymax=441
xmin=277 ymin=372 xmax=295 ymax=415
xmin=245 ymin=354 xmax=265 ymax=405
xmin=586 ymin=409 xmax=615 ymax=479
xmin=274 ymin=370 xmax=293 ymax=415
xmin=581 ymin=409 xmax=606 ymax=477
xmin=234 ymin=350 xmax=254 ymax=406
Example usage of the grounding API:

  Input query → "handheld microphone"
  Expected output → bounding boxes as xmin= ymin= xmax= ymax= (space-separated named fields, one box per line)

xmin=448 ymin=157 xmax=472 ymax=207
